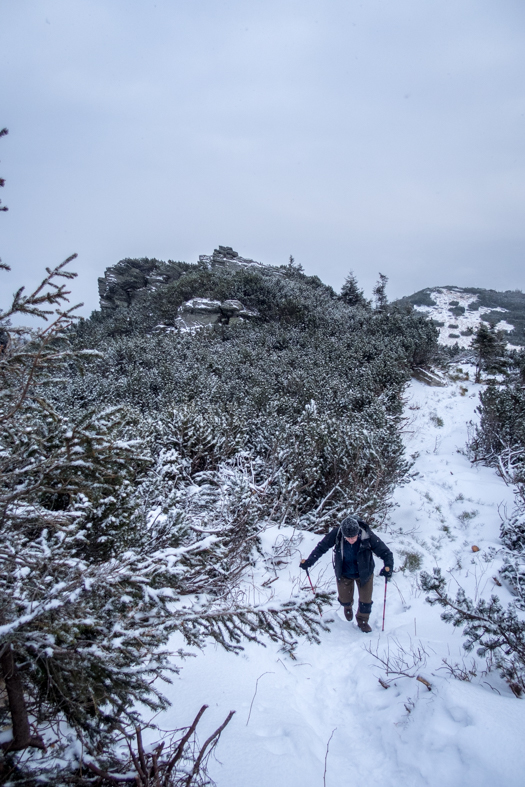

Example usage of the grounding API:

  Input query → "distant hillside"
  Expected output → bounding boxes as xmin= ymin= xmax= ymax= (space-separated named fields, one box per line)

xmin=397 ymin=286 xmax=525 ymax=348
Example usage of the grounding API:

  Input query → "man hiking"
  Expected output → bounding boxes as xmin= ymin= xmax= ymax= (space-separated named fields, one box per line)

xmin=300 ymin=515 xmax=393 ymax=632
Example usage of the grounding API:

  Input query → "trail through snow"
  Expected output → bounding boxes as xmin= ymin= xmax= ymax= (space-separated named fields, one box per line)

xmin=158 ymin=368 xmax=525 ymax=787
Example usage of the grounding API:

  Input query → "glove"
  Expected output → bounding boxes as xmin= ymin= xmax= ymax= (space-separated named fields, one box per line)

xmin=300 ymin=560 xmax=309 ymax=571
xmin=379 ymin=566 xmax=392 ymax=581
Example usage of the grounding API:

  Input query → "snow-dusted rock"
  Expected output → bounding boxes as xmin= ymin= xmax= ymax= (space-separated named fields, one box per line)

xmin=220 ymin=299 xmax=244 ymax=316
xmin=98 ymin=247 xmax=277 ymax=313
xmin=179 ymin=298 xmax=223 ymax=314
xmin=412 ymin=366 xmax=447 ymax=387
xmin=176 ymin=297 xmax=259 ymax=329
xmin=98 ymin=257 xmax=185 ymax=310
xmin=198 ymin=245 xmax=276 ymax=273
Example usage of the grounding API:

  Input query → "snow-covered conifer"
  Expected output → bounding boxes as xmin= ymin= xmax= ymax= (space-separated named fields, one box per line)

xmin=472 ymin=322 xmax=508 ymax=382
xmin=340 ymin=271 xmax=368 ymax=308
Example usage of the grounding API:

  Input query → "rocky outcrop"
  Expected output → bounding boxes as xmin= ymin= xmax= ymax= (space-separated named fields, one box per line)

xmin=412 ymin=367 xmax=447 ymax=387
xmin=98 ymin=258 xmax=186 ymax=311
xmin=198 ymin=245 xmax=274 ymax=272
xmin=176 ymin=298 xmax=259 ymax=329
xmin=98 ymin=247 xmax=275 ymax=312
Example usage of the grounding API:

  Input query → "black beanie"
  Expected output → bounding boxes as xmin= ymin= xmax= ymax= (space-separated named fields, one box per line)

xmin=341 ymin=516 xmax=360 ymax=538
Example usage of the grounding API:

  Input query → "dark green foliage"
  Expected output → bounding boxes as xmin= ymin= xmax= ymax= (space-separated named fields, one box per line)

xmin=461 ymin=287 xmax=525 ymax=345
xmin=501 ymin=508 xmax=525 ymax=553
xmin=499 ymin=501 xmax=525 ymax=610
xmin=480 ymin=310 xmax=509 ymax=328
xmin=421 ymin=568 xmax=525 ymax=696
xmin=402 ymin=289 xmax=437 ymax=308
xmin=373 ymin=272 xmax=389 ymax=312
xmin=467 ymin=339 xmax=525 ymax=614
xmin=469 ymin=383 xmax=525 ymax=472
xmin=449 ymin=305 xmax=465 ymax=317
xmin=340 ymin=271 xmax=369 ymax=308
xmin=471 ymin=323 xmax=508 ymax=381
xmin=61 ymin=264 xmax=438 ymax=529
xmin=398 ymin=550 xmax=422 ymax=573
xmin=515 ymin=348 xmax=525 ymax=384
xmin=91 ymin=262 xmax=341 ymax=336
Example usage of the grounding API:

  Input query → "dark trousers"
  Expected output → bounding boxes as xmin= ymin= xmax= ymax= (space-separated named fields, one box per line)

xmin=336 ymin=575 xmax=373 ymax=620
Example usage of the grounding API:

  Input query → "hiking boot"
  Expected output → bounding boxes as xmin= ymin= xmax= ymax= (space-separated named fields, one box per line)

xmin=357 ymin=618 xmax=372 ymax=633
xmin=344 ymin=607 xmax=353 ymax=622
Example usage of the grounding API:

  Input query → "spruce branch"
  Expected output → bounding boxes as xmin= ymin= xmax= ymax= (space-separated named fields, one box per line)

xmin=421 ymin=568 xmax=525 ymax=694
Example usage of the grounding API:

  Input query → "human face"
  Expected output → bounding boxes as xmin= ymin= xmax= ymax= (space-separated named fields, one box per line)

xmin=345 ymin=535 xmax=359 ymax=545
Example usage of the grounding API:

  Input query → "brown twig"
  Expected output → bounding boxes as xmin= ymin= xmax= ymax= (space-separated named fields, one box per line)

xmin=164 ymin=704 xmax=208 ymax=780
xmin=323 ymin=728 xmax=337 ymax=787
xmin=246 ymin=672 xmax=274 ymax=726
xmin=184 ymin=710 xmax=236 ymax=787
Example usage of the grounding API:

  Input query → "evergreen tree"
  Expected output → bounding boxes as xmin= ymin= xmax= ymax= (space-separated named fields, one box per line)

xmin=468 ymin=382 xmax=525 ymax=479
xmin=373 ymin=272 xmax=389 ymax=311
xmin=340 ymin=270 xmax=368 ymax=308
xmin=287 ymin=254 xmax=304 ymax=273
xmin=471 ymin=322 xmax=508 ymax=382
xmin=421 ymin=568 xmax=525 ymax=697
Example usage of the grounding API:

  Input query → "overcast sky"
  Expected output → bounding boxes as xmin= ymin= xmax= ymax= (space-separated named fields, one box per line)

xmin=1 ymin=0 xmax=525 ymax=315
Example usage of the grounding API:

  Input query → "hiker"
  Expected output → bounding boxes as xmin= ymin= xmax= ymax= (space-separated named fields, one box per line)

xmin=300 ymin=515 xmax=393 ymax=633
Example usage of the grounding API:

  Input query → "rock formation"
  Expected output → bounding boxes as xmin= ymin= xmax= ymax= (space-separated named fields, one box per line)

xmin=98 ymin=247 xmax=274 ymax=312
xmin=98 ymin=258 xmax=185 ymax=311
xmin=176 ymin=298 xmax=258 ymax=329
xmin=198 ymin=245 xmax=271 ymax=272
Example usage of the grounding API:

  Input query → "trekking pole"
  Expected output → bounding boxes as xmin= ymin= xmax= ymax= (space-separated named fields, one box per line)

xmin=381 ymin=576 xmax=388 ymax=632
xmin=304 ymin=565 xmax=324 ymax=620
xmin=305 ymin=567 xmax=316 ymax=597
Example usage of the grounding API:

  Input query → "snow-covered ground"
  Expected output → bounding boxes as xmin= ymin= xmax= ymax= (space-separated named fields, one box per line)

xmin=413 ymin=287 xmax=511 ymax=348
xmin=156 ymin=368 xmax=525 ymax=787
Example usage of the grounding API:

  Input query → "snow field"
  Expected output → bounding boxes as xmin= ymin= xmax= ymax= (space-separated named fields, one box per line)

xmin=413 ymin=287 xmax=512 ymax=348
xmin=155 ymin=367 xmax=525 ymax=787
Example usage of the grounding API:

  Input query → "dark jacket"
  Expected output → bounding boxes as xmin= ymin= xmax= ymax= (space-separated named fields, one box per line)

xmin=302 ymin=520 xmax=393 ymax=584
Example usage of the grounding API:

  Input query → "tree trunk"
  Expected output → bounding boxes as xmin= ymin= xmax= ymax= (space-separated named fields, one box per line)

xmin=0 ymin=644 xmax=45 ymax=752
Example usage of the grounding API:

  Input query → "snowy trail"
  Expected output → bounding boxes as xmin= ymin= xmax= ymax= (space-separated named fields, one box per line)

xmin=159 ymin=369 xmax=525 ymax=787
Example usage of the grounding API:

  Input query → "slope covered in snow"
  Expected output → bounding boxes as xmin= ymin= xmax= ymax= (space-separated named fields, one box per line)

xmin=155 ymin=367 xmax=525 ymax=787
xmin=398 ymin=286 xmax=525 ymax=349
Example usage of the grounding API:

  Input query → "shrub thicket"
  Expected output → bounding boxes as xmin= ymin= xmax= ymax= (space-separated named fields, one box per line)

xmin=62 ymin=261 xmax=438 ymax=530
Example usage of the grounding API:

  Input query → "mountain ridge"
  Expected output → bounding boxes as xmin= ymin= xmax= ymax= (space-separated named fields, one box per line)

xmin=96 ymin=249 xmax=525 ymax=349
